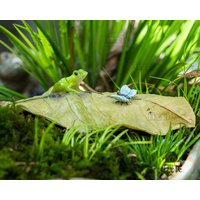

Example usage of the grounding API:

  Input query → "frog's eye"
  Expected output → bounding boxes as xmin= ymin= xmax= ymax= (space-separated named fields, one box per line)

xmin=74 ymin=71 xmax=78 ymax=76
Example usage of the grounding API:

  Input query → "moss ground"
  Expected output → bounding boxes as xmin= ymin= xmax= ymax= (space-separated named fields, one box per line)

xmin=0 ymin=105 xmax=138 ymax=180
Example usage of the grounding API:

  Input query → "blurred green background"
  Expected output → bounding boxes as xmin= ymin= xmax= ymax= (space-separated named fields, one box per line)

xmin=0 ymin=20 xmax=199 ymax=97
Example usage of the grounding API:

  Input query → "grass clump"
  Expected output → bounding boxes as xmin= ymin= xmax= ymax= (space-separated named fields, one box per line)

xmin=0 ymin=106 xmax=138 ymax=179
xmin=0 ymin=20 xmax=199 ymax=91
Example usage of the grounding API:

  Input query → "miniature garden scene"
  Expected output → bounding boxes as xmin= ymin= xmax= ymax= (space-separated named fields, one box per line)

xmin=0 ymin=20 xmax=199 ymax=180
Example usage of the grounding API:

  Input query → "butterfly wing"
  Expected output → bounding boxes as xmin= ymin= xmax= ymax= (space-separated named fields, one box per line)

xmin=110 ymin=94 xmax=130 ymax=102
xmin=117 ymin=85 xmax=130 ymax=96
xmin=127 ymin=89 xmax=137 ymax=98
xmin=118 ymin=85 xmax=137 ymax=99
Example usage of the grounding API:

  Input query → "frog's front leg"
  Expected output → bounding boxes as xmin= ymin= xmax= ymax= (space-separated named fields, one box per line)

xmin=48 ymin=87 xmax=80 ymax=98
xmin=65 ymin=87 xmax=80 ymax=94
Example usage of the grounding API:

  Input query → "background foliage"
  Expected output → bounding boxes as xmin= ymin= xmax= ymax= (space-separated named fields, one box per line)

xmin=0 ymin=20 xmax=199 ymax=93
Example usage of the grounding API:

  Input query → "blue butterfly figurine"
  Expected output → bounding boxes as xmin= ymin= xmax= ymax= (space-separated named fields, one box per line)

xmin=110 ymin=85 xmax=137 ymax=103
